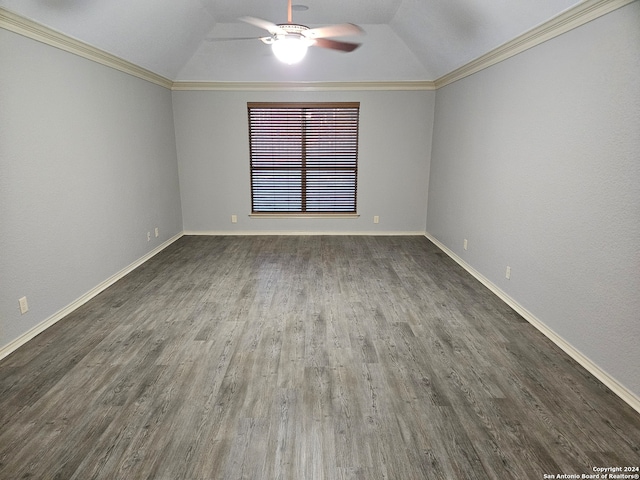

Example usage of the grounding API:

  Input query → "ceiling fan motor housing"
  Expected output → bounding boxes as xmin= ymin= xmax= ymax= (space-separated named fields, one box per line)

xmin=279 ymin=24 xmax=314 ymax=39
xmin=269 ymin=25 xmax=314 ymax=64
xmin=260 ymin=24 xmax=313 ymax=44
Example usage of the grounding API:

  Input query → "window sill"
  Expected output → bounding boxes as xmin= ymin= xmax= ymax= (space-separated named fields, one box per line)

xmin=249 ymin=213 xmax=360 ymax=219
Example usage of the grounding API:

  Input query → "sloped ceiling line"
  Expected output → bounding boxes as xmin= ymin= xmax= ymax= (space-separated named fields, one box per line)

xmin=436 ymin=0 xmax=637 ymax=88
xmin=0 ymin=7 xmax=173 ymax=89
xmin=1 ymin=0 xmax=635 ymax=91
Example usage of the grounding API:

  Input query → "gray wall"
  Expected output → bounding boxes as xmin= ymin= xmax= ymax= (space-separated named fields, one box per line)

xmin=0 ymin=29 xmax=183 ymax=348
xmin=173 ymin=89 xmax=434 ymax=234
xmin=2 ymin=1 xmax=638 ymax=406
xmin=427 ymin=3 xmax=640 ymax=396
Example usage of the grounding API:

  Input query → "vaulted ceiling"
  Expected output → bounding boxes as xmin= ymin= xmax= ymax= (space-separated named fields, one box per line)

xmin=1 ymin=0 xmax=583 ymax=82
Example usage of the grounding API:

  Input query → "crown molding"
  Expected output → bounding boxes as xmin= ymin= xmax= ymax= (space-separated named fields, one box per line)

xmin=0 ymin=7 xmax=173 ymax=89
xmin=0 ymin=10 xmax=432 ymax=92
xmin=435 ymin=0 xmax=637 ymax=88
xmin=2 ymin=0 xmax=634 ymax=92
xmin=171 ymin=81 xmax=436 ymax=91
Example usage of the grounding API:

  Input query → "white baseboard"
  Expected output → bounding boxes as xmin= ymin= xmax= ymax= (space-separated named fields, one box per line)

xmin=0 ymin=232 xmax=184 ymax=362
xmin=6 ymin=230 xmax=636 ymax=415
xmin=183 ymin=230 xmax=427 ymax=236
xmin=424 ymin=232 xmax=640 ymax=415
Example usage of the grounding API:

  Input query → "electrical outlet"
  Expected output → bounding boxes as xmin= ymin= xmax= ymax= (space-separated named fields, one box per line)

xmin=155 ymin=227 xmax=159 ymax=237
xmin=373 ymin=216 xmax=379 ymax=224
xmin=231 ymin=215 xmax=238 ymax=224
xmin=463 ymin=239 xmax=468 ymax=251
xmin=147 ymin=231 xmax=151 ymax=242
xmin=505 ymin=266 xmax=511 ymax=280
xmin=19 ymin=296 xmax=29 ymax=314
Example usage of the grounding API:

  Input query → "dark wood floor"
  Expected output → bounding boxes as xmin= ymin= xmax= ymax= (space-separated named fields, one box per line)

xmin=1 ymin=236 xmax=638 ymax=479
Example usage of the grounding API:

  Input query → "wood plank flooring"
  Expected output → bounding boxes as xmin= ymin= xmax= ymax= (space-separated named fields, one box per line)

xmin=0 ymin=235 xmax=638 ymax=479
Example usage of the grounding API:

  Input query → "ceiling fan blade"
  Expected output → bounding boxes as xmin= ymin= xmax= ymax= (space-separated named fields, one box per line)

xmin=305 ymin=23 xmax=364 ymax=39
xmin=313 ymin=38 xmax=361 ymax=53
xmin=239 ymin=16 xmax=285 ymax=35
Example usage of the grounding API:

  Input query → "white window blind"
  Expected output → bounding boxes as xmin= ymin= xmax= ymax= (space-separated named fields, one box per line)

xmin=248 ymin=102 xmax=360 ymax=213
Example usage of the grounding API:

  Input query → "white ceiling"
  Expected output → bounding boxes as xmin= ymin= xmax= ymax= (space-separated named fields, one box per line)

xmin=1 ymin=0 xmax=583 ymax=82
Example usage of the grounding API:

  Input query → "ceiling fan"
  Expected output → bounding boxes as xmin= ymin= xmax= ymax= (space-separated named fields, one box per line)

xmin=215 ymin=0 xmax=364 ymax=64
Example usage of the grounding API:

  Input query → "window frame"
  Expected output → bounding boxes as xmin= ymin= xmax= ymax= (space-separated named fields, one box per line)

xmin=247 ymin=102 xmax=360 ymax=216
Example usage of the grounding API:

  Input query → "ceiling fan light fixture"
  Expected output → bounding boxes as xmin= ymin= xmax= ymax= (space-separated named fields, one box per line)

xmin=271 ymin=36 xmax=310 ymax=64
xmin=238 ymin=4 xmax=363 ymax=64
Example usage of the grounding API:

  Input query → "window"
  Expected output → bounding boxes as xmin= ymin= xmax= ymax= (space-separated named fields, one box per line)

xmin=248 ymin=102 xmax=360 ymax=214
